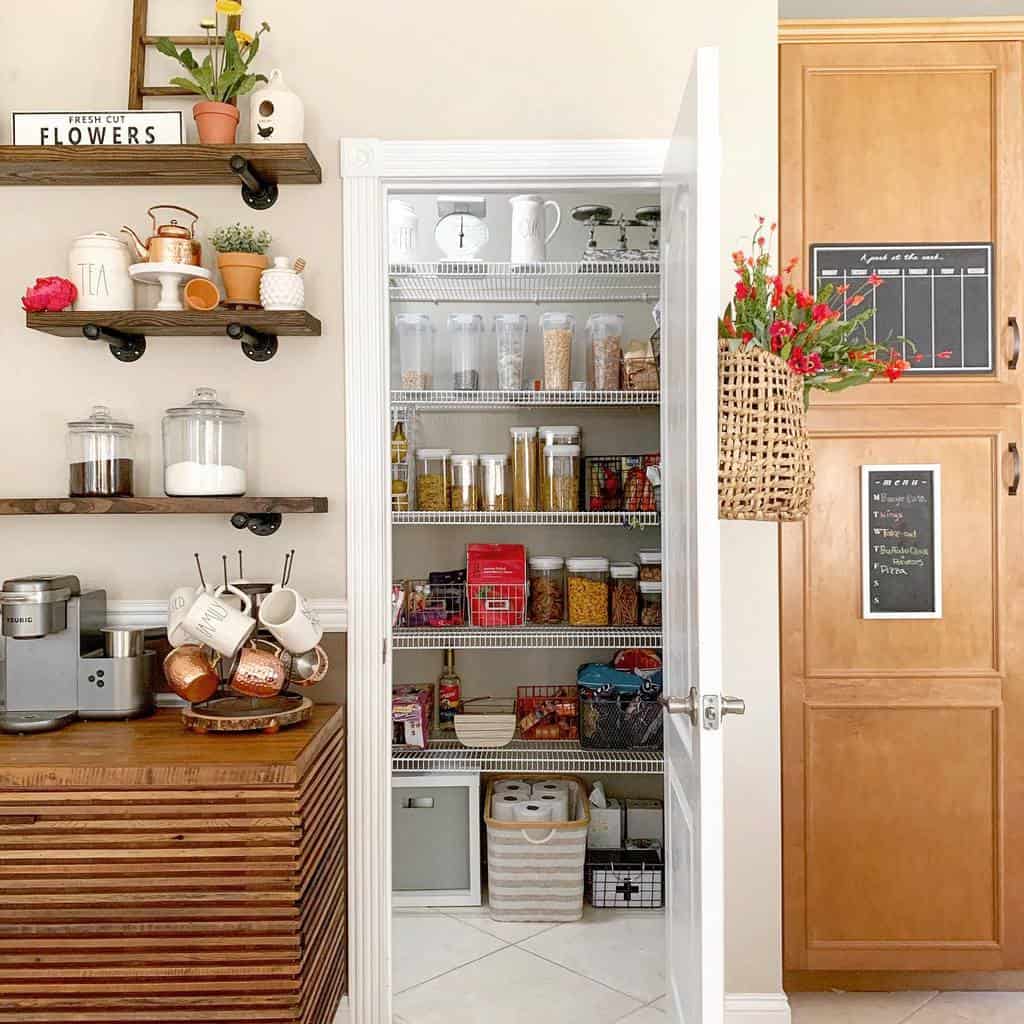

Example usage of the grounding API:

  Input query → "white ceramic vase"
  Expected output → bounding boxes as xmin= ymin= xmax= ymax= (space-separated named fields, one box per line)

xmin=260 ymin=257 xmax=305 ymax=311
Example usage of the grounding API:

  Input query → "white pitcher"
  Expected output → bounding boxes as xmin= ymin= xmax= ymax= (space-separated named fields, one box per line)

xmin=509 ymin=194 xmax=561 ymax=263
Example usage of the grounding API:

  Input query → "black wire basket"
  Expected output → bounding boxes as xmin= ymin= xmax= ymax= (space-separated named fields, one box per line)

xmin=586 ymin=849 xmax=665 ymax=909
xmin=578 ymin=692 xmax=663 ymax=750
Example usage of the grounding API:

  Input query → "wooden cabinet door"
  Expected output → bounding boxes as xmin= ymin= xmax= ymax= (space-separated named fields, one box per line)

xmin=780 ymin=37 xmax=1024 ymax=405
xmin=781 ymin=405 xmax=1024 ymax=977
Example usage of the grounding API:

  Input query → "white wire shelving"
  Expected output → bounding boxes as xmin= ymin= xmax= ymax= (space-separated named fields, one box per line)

xmin=389 ymin=260 xmax=660 ymax=303
xmin=392 ymin=625 xmax=662 ymax=650
xmin=390 ymin=389 xmax=660 ymax=409
xmin=393 ymin=510 xmax=659 ymax=527
xmin=392 ymin=739 xmax=664 ymax=775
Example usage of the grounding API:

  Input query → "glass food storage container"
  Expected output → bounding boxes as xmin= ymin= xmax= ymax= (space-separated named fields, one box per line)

xmin=529 ymin=555 xmax=565 ymax=624
xmin=566 ymin=556 xmax=609 ymax=626
xmin=543 ymin=444 xmax=581 ymax=513
xmin=541 ymin=312 xmax=575 ymax=390
xmin=450 ymin=454 xmax=479 ymax=511
xmin=391 ymin=465 xmax=409 ymax=512
xmin=609 ymin=563 xmax=640 ymax=626
xmin=162 ymin=388 xmax=247 ymax=496
xmin=587 ymin=312 xmax=624 ymax=391
xmin=494 ymin=313 xmax=527 ymax=391
xmin=396 ymin=313 xmax=434 ymax=390
xmin=448 ymin=313 xmax=484 ymax=391
xmin=639 ymin=581 xmax=662 ymax=626
xmin=479 ymin=453 xmax=510 ymax=512
xmin=538 ymin=425 xmax=581 ymax=511
xmin=637 ymin=550 xmax=662 ymax=581
xmin=509 ymin=426 xmax=538 ymax=512
xmin=67 ymin=405 xmax=135 ymax=498
xmin=415 ymin=448 xmax=451 ymax=511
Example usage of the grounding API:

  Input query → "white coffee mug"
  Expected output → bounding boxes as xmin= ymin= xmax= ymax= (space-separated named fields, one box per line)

xmin=509 ymin=194 xmax=561 ymax=264
xmin=258 ymin=585 xmax=323 ymax=654
xmin=181 ymin=584 xmax=257 ymax=659
xmin=168 ymin=585 xmax=211 ymax=647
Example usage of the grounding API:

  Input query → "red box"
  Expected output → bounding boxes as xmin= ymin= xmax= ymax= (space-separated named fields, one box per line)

xmin=467 ymin=543 xmax=527 ymax=627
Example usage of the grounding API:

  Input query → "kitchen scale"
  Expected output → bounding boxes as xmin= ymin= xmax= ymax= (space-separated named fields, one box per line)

xmin=434 ymin=195 xmax=488 ymax=272
xmin=571 ymin=204 xmax=660 ymax=263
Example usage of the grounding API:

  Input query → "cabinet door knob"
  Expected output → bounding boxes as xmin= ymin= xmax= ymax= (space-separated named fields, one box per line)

xmin=1009 ymin=317 xmax=1020 ymax=371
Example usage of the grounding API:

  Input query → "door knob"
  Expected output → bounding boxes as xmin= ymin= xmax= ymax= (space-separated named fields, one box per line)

xmin=659 ymin=687 xmax=698 ymax=724
xmin=721 ymin=696 xmax=746 ymax=717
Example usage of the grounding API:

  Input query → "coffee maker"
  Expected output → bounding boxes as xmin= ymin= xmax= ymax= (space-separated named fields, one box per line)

xmin=0 ymin=575 xmax=153 ymax=734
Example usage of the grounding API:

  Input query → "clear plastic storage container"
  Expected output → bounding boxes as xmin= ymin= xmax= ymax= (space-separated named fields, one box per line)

xmin=538 ymin=426 xmax=581 ymax=511
xmin=637 ymin=550 xmax=662 ymax=581
xmin=543 ymin=444 xmax=581 ymax=513
xmin=609 ymin=563 xmax=640 ymax=627
xmin=415 ymin=448 xmax=452 ymax=511
xmin=494 ymin=313 xmax=527 ymax=391
xmin=639 ymin=581 xmax=662 ymax=626
xmin=67 ymin=405 xmax=135 ymax=498
xmin=450 ymin=454 xmax=480 ymax=511
xmin=509 ymin=426 xmax=538 ymax=513
xmin=587 ymin=312 xmax=624 ymax=391
xmin=162 ymin=388 xmax=247 ymax=496
xmin=528 ymin=556 xmax=565 ymax=624
xmin=541 ymin=312 xmax=575 ymax=391
xmin=396 ymin=313 xmax=434 ymax=390
xmin=448 ymin=313 xmax=484 ymax=391
xmin=566 ymin=556 xmax=609 ymax=626
xmin=479 ymin=453 xmax=510 ymax=512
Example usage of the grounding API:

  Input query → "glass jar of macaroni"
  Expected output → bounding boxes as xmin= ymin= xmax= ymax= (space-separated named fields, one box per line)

xmin=566 ymin=556 xmax=609 ymax=626
xmin=415 ymin=448 xmax=451 ymax=511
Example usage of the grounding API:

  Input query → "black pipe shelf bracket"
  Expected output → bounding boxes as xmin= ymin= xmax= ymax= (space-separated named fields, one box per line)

xmin=82 ymin=323 xmax=147 ymax=363
xmin=226 ymin=321 xmax=279 ymax=362
xmin=231 ymin=511 xmax=283 ymax=536
xmin=229 ymin=154 xmax=280 ymax=210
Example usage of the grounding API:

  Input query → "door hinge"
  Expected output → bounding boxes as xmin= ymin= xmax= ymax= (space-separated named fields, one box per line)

xmin=382 ymin=638 xmax=388 ymax=664
xmin=702 ymin=694 xmax=746 ymax=730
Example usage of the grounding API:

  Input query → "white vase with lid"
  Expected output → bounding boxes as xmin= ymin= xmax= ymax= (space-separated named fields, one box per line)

xmin=260 ymin=257 xmax=305 ymax=311
xmin=69 ymin=232 xmax=135 ymax=311
xmin=250 ymin=69 xmax=304 ymax=144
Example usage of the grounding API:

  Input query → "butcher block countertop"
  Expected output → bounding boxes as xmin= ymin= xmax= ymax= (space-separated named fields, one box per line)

xmin=0 ymin=704 xmax=344 ymax=788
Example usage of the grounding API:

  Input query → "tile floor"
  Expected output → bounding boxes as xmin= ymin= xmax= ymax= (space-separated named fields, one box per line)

xmin=789 ymin=989 xmax=1024 ymax=1023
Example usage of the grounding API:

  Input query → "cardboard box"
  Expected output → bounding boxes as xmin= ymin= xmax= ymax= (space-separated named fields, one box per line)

xmin=587 ymin=799 xmax=624 ymax=850
xmin=626 ymin=798 xmax=664 ymax=843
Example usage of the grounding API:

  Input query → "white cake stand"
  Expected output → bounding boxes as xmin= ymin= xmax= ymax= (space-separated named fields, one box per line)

xmin=130 ymin=262 xmax=212 ymax=312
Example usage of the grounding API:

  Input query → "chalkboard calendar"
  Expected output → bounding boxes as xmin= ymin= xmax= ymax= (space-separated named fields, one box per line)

xmin=861 ymin=464 xmax=942 ymax=619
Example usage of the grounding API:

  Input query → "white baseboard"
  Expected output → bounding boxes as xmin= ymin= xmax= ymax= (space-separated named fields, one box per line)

xmin=106 ymin=598 xmax=348 ymax=631
xmin=726 ymin=993 xmax=792 ymax=1024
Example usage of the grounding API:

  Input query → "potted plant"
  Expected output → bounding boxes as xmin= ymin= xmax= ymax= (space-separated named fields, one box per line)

xmin=210 ymin=223 xmax=272 ymax=306
xmin=156 ymin=4 xmax=270 ymax=144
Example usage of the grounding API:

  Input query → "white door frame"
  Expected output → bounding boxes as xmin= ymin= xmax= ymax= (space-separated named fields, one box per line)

xmin=340 ymin=137 xmax=667 ymax=1024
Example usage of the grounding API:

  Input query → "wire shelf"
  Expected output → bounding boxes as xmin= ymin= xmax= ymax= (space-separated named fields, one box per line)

xmin=392 ymin=625 xmax=663 ymax=650
xmin=392 ymin=739 xmax=664 ymax=775
xmin=393 ymin=511 xmax=660 ymax=527
xmin=391 ymin=389 xmax=660 ymax=409
xmin=389 ymin=260 xmax=660 ymax=303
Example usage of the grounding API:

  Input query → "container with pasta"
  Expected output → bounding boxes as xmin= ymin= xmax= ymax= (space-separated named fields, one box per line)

xmin=639 ymin=581 xmax=662 ymax=626
xmin=509 ymin=426 xmax=538 ymax=512
xmin=542 ymin=443 xmax=580 ymax=513
xmin=415 ymin=448 xmax=451 ymax=511
xmin=566 ymin=556 xmax=609 ymax=626
xmin=450 ymin=454 xmax=479 ymax=511
xmin=537 ymin=425 xmax=580 ymax=511
xmin=528 ymin=556 xmax=565 ymax=624
xmin=609 ymin=563 xmax=639 ymax=626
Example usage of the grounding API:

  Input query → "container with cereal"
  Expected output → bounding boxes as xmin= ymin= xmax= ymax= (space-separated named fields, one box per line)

xmin=396 ymin=313 xmax=434 ymax=390
xmin=479 ymin=453 xmax=510 ymax=512
xmin=510 ymin=426 xmax=538 ymax=512
xmin=586 ymin=312 xmax=624 ymax=391
xmin=609 ymin=563 xmax=639 ymax=626
xmin=415 ymin=448 xmax=451 ymax=511
xmin=537 ymin=426 xmax=580 ymax=511
xmin=528 ymin=555 xmax=565 ymax=624
xmin=566 ymin=556 xmax=609 ymax=626
xmin=541 ymin=312 xmax=575 ymax=391
xmin=543 ymin=443 xmax=581 ymax=513
xmin=450 ymin=454 xmax=479 ymax=511
xmin=637 ymin=550 xmax=662 ymax=581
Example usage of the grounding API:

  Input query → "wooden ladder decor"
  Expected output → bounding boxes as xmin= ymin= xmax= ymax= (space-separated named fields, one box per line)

xmin=128 ymin=0 xmax=241 ymax=110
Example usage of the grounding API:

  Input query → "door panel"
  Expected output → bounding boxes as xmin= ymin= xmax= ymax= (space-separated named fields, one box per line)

xmin=781 ymin=405 xmax=1024 ymax=974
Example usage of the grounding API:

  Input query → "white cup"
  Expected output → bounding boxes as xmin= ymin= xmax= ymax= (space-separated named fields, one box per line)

xmin=258 ymin=585 xmax=323 ymax=654
xmin=181 ymin=584 xmax=257 ymax=658
xmin=168 ymin=585 xmax=210 ymax=647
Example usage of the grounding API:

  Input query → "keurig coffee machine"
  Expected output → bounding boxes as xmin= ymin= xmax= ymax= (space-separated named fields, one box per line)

xmin=0 ymin=575 xmax=153 ymax=734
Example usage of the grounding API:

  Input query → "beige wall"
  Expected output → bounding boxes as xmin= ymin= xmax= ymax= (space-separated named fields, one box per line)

xmin=0 ymin=0 xmax=780 ymax=998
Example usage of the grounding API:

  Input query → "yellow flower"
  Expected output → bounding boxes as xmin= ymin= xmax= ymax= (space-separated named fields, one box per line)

xmin=215 ymin=0 xmax=243 ymax=14
xmin=234 ymin=29 xmax=254 ymax=46
xmin=199 ymin=17 xmax=216 ymax=28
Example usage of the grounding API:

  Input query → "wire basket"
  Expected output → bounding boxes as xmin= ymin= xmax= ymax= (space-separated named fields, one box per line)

xmin=516 ymin=685 xmax=579 ymax=741
xmin=586 ymin=849 xmax=665 ymax=909
xmin=579 ymin=692 xmax=663 ymax=750
xmin=467 ymin=582 xmax=527 ymax=628
xmin=399 ymin=580 xmax=467 ymax=628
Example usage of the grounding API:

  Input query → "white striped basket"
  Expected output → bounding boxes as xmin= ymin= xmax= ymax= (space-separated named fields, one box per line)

xmin=484 ymin=774 xmax=590 ymax=922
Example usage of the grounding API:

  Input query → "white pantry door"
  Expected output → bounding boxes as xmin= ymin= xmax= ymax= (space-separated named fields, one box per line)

xmin=661 ymin=47 xmax=726 ymax=1024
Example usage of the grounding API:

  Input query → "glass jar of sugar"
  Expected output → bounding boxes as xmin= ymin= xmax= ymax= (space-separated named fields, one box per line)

xmin=162 ymin=387 xmax=248 ymax=496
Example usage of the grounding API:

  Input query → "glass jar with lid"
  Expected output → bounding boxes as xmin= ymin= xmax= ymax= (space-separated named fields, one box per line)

xmin=415 ymin=448 xmax=451 ymax=511
xmin=541 ymin=312 xmax=575 ymax=391
xmin=566 ymin=556 xmax=609 ymax=626
xmin=529 ymin=555 xmax=565 ymax=624
xmin=639 ymin=581 xmax=663 ymax=626
xmin=637 ymin=550 xmax=662 ymax=581
xmin=587 ymin=312 xmax=625 ymax=391
xmin=67 ymin=405 xmax=135 ymax=497
xmin=162 ymin=388 xmax=247 ymax=496
xmin=396 ymin=313 xmax=434 ymax=390
xmin=543 ymin=444 xmax=581 ymax=513
xmin=494 ymin=313 xmax=528 ymax=391
xmin=537 ymin=426 xmax=581 ymax=510
xmin=450 ymin=454 xmax=479 ymax=511
xmin=448 ymin=313 xmax=484 ymax=391
xmin=509 ymin=426 xmax=538 ymax=512
xmin=609 ymin=563 xmax=639 ymax=626
xmin=479 ymin=453 xmax=510 ymax=512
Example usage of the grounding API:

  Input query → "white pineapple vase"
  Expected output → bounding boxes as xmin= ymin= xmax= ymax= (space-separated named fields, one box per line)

xmin=250 ymin=69 xmax=305 ymax=143
xmin=260 ymin=258 xmax=305 ymax=311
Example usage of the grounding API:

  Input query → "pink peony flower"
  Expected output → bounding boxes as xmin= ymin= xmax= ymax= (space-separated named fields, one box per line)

xmin=22 ymin=276 xmax=77 ymax=313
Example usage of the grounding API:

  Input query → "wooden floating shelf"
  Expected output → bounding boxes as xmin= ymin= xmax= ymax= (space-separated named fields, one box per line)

xmin=0 ymin=497 xmax=328 ymax=515
xmin=0 ymin=144 xmax=322 ymax=186
xmin=26 ymin=309 xmax=322 ymax=338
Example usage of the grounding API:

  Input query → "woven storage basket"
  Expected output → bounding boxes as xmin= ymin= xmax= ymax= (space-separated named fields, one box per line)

xmin=484 ymin=774 xmax=589 ymax=923
xmin=718 ymin=341 xmax=814 ymax=521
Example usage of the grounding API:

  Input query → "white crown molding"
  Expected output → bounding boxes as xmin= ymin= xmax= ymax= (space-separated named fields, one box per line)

xmin=780 ymin=16 xmax=1024 ymax=44
xmin=106 ymin=599 xmax=348 ymax=632
xmin=726 ymin=993 xmax=792 ymax=1024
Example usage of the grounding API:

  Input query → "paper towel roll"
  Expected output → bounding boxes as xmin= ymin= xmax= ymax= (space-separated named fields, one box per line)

xmin=514 ymin=801 xmax=554 ymax=823
xmin=494 ymin=779 xmax=531 ymax=797
xmin=536 ymin=791 xmax=569 ymax=823
xmin=492 ymin=793 xmax=525 ymax=822
xmin=533 ymin=780 xmax=571 ymax=797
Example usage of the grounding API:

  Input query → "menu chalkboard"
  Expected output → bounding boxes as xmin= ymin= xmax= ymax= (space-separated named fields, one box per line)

xmin=861 ymin=465 xmax=942 ymax=619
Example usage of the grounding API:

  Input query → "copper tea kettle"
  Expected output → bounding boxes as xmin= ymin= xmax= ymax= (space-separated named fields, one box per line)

xmin=121 ymin=205 xmax=202 ymax=266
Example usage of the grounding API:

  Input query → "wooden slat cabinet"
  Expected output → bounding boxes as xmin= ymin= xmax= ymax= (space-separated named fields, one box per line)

xmin=0 ymin=706 xmax=345 ymax=1023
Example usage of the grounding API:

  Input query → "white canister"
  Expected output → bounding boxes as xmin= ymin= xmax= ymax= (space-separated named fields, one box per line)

xmin=260 ymin=257 xmax=305 ymax=311
xmin=388 ymin=199 xmax=418 ymax=264
xmin=250 ymin=68 xmax=304 ymax=143
xmin=69 ymin=232 xmax=135 ymax=311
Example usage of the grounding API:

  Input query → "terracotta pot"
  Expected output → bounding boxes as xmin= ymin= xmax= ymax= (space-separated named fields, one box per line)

xmin=193 ymin=101 xmax=240 ymax=144
xmin=218 ymin=252 xmax=268 ymax=305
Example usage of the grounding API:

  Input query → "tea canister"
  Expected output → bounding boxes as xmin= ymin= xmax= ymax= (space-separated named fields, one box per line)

xmin=68 ymin=232 xmax=134 ymax=311
xmin=250 ymin=69 xmax=304 ymax=143
xmin=260 ymin=257 xmax=305 ymax=311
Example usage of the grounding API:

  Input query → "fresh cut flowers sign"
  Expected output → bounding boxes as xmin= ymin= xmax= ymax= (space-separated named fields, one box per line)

xmin=13 ymin=111 xmax=183 ymax=146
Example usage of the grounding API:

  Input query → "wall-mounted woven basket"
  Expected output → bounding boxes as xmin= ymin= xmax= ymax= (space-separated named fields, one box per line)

xmin=718 ymin=341 xmax=814 ymax=521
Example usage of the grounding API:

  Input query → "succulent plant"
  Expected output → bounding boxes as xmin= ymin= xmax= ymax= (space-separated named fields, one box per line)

xmin=209 ymin=223 xmax=272 ymax=255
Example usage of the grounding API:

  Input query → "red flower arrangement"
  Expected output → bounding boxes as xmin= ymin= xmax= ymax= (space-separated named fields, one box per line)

xmin=719 ymin=219 xmax=922 ymax=403
xmin=22 ymin=276 xmax=77 ymax=313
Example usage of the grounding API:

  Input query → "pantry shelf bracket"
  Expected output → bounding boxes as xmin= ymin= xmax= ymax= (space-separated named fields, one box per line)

xmin=230 ymin=512 xmax=283 ymax=537
xmin=82 ymin=323 xmax=147 ymax=363
xmin=226 ymin=322 xmax=279 ymax=362
xmin=229 ymin=154 xmax=280 ymax=210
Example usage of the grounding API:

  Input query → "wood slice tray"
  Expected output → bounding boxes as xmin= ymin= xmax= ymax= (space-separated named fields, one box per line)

xmin=182 ymin=695 xmax=314 ymax=734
